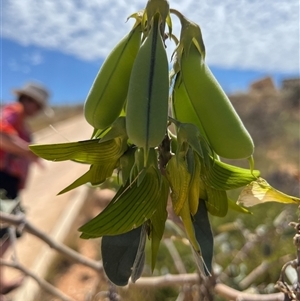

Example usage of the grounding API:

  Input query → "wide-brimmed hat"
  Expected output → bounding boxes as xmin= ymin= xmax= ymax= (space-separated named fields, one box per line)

xmin=13 ymin=82 xmax=53 ymax=116
xmin=13 ymin=82 xmax=50 ymax=108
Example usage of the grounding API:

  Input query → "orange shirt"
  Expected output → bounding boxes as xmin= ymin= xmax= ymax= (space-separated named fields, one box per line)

xmin=0 ymin=102 xmax=32 ymax=189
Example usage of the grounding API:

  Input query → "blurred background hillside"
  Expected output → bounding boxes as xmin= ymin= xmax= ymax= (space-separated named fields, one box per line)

xmin=211 ymin=76 xmax=299 ymax=298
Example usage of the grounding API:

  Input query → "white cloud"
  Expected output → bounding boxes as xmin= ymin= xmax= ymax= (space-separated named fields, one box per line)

xmin=23 ymin=51 xmax=44 ymax=65
xmin=8 ymin=58 xmax=31 ymax=74
xmin=2 ymin=0 xmax=299 ymax=72
xmin=7 ymin=50 xmax=44 ymax=74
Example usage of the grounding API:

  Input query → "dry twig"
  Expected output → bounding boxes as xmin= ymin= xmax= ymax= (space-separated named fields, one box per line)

xmin=0 ymin=258 xmax=76 ymax=301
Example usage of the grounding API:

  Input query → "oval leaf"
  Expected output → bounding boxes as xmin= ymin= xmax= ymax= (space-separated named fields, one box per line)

xmin=193 ymin=200 xmax=214 ymax=275
xmin=101 ymin=225 xmax=145 ymax=286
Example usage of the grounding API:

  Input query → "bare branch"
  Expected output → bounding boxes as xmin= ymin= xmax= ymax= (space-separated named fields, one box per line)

xmin=0 ymin=259 xmax=76 ymax=301
xmin=214 ymin=283 xmax=285 ymax=301
xmin=239 ymin=260 xmax=270 ymax=289
xmin=129 ymin=273 xmax=199 ymax=288
xmin=164 ymin=238 xmax=187 ymax=274
xmin=241 ymin=255 xmax=295 ymax=292
xmin=131 ymin=274 xmax=286 ymax=301
xmin=0 ymin=212 xmax=103 ymax=273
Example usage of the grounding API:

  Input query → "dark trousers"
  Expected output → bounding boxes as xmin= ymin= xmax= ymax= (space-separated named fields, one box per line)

xmin=0 ymin=171 xmax=21 ymax=239
xmin=0 ymin=171 xmax=20 ymax=199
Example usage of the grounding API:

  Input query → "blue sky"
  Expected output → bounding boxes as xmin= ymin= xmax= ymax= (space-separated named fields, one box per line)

xmin=1 ymin=0 xmax=299 ymax=106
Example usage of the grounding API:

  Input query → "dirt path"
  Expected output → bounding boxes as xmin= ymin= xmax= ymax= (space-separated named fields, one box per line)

xmin=3 ymin=115 xmax=94 ymax=299
xmin=35 ymin=188 xmax=116 ymax=301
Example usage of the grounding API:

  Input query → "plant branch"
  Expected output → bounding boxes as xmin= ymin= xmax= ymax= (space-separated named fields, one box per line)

xmin=164 ymin=238 xmax=187 ymax=274
xmin=0 ymin=259 xmax=76 ymax=301
xmin=240 ymin=255 xmax=293 ymax=290
xmin=214 ymin=283 xmax=285 ymax=301
xmin=129 ymin=273 xmax=199 ymax=288
xmin=129 ymin=274 xmax=285 ymax=300
xmin=0 ymin=212 xmax=289 ymax=301
xmin=0 ymin=212 xmax=103 ymax=273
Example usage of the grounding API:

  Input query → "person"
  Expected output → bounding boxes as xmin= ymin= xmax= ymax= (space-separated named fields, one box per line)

xmin=0 ymin=82 xmax=50 ymax=300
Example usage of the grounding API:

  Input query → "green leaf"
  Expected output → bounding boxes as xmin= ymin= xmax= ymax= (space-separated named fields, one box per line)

xmin=193 ymin=200 xmax=213 ymax=275
xmin=131 ymin=223 xmax=148 ymax=283
xmin=101 ymin=225 xmax=145 ymax=286
xmin=30 ymin=137 xmax=127 ymax=164
xmin=58 ymin=161 xmax=117 ymax=195
xmin=237 ymin=177 xmax=300 ymax=207
xmin=150 ymin=176 xmax=169 ymax=271
xmin=79 ymin=167 xmax=160 ymax=237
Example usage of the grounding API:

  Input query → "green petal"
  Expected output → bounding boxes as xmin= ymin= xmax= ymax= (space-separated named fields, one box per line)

xmin=205 ymin=185 xmax=228 ymax=217
xmin=58 ymin=161 xmax=117 ymax=195
xmin=79 ymin=167 xmax=160 ymax=237
xmin=203 ymin=159 xmax=260 ymax=190
xmin=30 ymin=137 xmax=127 ymax=164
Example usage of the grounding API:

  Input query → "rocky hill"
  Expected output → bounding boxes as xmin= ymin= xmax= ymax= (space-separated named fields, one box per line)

xmin=228 ymin=76 xmax=299 ymax=196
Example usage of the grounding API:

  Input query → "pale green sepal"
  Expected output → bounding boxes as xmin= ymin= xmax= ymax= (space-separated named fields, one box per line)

xmin=237 ymin=177 xmax=300 ymax=207
xmin=143 ymin=0 xmax=171 ymax=35
xmin=150 ymin=176 xmax=169 ymax=271
xmin=58 ymin=162 xmax=116 ymax=195
xmin=170 ymin=8 xmax=205 ymax=62
xmin=228 ymin=198 xmax=252 ymax=214
xmin=119 ymin=147 xmax=136 ymax=186
xmin=205 ymin=185 xmax=228 ymax=217
xmin=100 ymin=117 xmax=128 ymax=143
